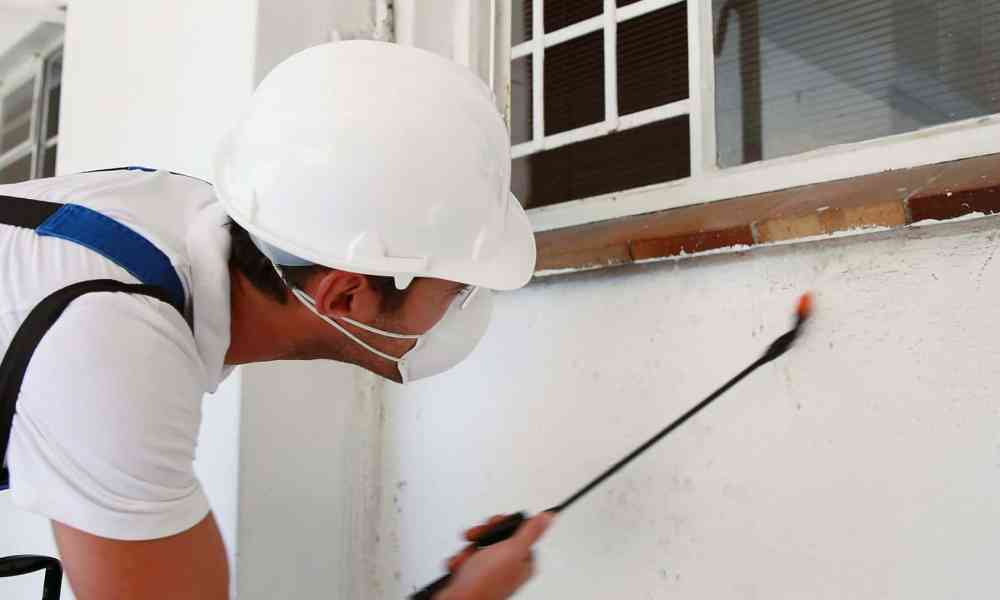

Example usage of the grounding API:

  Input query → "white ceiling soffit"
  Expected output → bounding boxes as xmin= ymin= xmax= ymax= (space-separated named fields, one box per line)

xmin=0 ymin=21 xmax=63 ymax=79
xmin=0 ymin=0 xmax=65 ymax=10
xmin=0 ymin=0 xmax=66 ymax=25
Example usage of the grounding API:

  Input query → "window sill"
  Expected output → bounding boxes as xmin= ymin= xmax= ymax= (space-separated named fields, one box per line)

xmin=533 ymin=153 xmax=1000 ymax=277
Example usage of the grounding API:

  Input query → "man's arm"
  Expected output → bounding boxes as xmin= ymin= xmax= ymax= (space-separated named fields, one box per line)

xmin=52 ymin=513 xmax=229 ymax=600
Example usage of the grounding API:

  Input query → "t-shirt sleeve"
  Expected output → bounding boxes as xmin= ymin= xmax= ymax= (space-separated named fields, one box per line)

xmin=6 ymin=291 xmax=211 ymax=541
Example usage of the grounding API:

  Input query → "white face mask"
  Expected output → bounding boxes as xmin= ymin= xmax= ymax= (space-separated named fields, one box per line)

xmin=288 ymin=284 xmax=493 ymax=384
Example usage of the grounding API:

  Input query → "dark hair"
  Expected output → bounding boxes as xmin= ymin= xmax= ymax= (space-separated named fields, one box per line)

xmin=228 ymin=221 xmax=406 ymax=309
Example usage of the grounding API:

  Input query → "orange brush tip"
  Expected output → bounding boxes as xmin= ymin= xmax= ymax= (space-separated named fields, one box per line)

xmin=796 ymin=293 xmax=814 ymax=320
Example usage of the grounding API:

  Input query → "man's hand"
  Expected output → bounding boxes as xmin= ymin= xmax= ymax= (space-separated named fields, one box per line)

xmin=437 ymin=512 xmax=555 ymax=600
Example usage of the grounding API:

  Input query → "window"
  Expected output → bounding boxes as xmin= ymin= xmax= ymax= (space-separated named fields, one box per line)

xmin=504 ymin=0 xmax=1000 ymax=232
xmin=0 ymin=44 xmax=63 ymax=184
xmin=715 ymin=0 xmax=1000 ymax=167
xmin=511 ymin=0 xmax=691 ymax=210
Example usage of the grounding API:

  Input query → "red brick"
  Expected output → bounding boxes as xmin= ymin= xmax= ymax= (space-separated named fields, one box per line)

xmin=535 ymin=243 xmax=632 ymax=272
xmin=908 ymin=188 xmax=1000 ymax=222
xmin=629 ymin=226 xmax=755 ymax=261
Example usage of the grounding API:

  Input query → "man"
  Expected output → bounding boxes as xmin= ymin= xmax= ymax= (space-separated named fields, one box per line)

xmin=0 ymin=41 xmax=552 ymax=599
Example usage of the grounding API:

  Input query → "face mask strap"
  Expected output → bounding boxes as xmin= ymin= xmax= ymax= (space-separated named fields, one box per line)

xmin=338 ymin=315 xmax=420 ymax=340
xmin=289 ymin=287 xmax=406 ymax=364
xmin=272 ymin=263 xmax=419 ymax=338
xmin=271 ymin=263 xmax=482 ymax=385
xmin=270 ymin=262 xmax=418 ymax=365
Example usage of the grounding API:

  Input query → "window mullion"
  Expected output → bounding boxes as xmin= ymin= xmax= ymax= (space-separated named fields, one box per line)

xmin=29 ymin=56 xmax=45 ymax=179
xmin=603 ymin=0 xmax=619 ymax=132
xmin=0 ymin=141 xmax=33 ymax=170
xmin=531 ymin=0 xmax=545 ymax=145
xmin=688 ymin=0 xmax=717 ymax=177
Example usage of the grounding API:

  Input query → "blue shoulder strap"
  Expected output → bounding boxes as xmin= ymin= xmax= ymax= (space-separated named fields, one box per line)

xmin=36 ymin=204 xmax=186 ymax=311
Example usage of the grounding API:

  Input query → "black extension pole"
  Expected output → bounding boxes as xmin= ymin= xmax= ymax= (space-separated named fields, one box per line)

xmin=411 ymin=294 xmax=813 ymax=600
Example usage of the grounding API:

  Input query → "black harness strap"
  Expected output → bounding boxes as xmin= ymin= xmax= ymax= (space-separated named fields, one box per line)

xmin=0 ymin=281 xmax=176 ymax=490
xmin=0 ymin=195 xmax=62 ymax=230
xmin=0 ymin=555 xmax=63 ymax=599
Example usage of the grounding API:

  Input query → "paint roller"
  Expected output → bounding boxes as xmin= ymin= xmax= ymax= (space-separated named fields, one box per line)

xmin=411 ymin=293 xmax=814 ymax=599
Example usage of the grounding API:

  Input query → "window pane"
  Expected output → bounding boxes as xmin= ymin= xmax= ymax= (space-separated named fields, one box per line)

xmin=545 ymin=30 xmax=605 ymax=135
xmin=1 ymin=78 xmax=35 ymax=155
xmin=544 ymin=1 xmax=603 ymax=32
xmin=714 ymin=0 xmax=1000 ymax=167
xmin=43 ymin=144 xmax=57 ymax=178
xmin=0 ymin=154 xmax=32 ymax=185
xmin=618 ymin=2 xmax=689 ymax=116
xmin=47 ymin=52 xmax=63 ymax=82
xmin=46 ymin=84 xmax=60 ymax=140
xmin=45 ymin=53 xmax=63 ymax=139
xmin=512 ymin=116 xmax=691 ymax=209
xmin=511 ymin=56 xmax=533 ymax=145
xmin=512 ymin=0 xmax=532 ymax=45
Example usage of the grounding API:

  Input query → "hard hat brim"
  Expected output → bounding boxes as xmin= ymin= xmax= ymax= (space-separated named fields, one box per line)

xmin=221 ymin=187 xmax=537 ymax=291
xmin=438 ymin=192 xmax=537 ymax=291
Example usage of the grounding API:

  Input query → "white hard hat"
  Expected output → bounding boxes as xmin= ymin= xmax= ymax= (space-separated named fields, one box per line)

xmin=213 ymin=41 xmax=536 ymax=290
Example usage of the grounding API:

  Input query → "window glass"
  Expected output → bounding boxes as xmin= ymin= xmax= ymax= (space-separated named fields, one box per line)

xmin=714 ymin=0 xmax=1000 ymax=167
xmin=0 ymin=153 xmax=32 ymax=184
xmin=1 ymin=78 xmax=36 ymax=155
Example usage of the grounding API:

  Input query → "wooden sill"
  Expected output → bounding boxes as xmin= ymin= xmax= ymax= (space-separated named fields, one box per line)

xmin=534 ymin=153 xmax=1000 ymax=276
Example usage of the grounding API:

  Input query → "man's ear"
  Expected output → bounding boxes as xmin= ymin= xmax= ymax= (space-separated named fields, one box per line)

xmin=311 ymin=269 xmax=380 ymax=322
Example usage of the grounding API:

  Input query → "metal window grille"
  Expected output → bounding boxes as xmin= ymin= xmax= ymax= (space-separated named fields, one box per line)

xmin=511 ymin=0 xmax=691 ymax=160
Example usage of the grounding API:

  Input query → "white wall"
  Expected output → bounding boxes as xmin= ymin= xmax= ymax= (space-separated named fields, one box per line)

xmin=57 ymin=1 xmax=257 ymax=180
xmin=253 ymin=0 xmax=383 ymax=83
xmin=238 ymin=361 xmax=383 ymax=600
xmin=378 ymin=215 xmax=1000 ymax=599
xmin=394 ymin=0 xmax=501 ymax=103
xmin=0 ymin=10 xmax=41 ymax=54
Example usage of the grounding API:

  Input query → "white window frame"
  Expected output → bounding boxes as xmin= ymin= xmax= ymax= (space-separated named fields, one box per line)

xmin=38 ymin=46 xmax=62 ymax=171
xmin=0 ymin=36 xmax=63 ymax=181
xmin=505 ymin=0 xmax=1000 ymax=232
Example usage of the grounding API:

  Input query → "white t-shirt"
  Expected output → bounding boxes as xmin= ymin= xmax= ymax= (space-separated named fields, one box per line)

xmin=0 ymin=169 xmax=233 ymax=540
